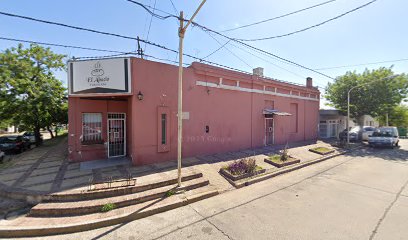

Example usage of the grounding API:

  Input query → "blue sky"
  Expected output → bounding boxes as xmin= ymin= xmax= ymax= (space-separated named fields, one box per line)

xmin=1 ymin=0 xmax=407 ymax=108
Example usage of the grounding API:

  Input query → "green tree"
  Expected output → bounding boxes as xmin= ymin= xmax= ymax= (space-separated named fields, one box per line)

xmin=377 ymin=104 xmax=408 ymax=127
xmin=0 ymin=44 xmax=66 ymax=144
xmin=325 ymin=67 xmax=408 ymax=125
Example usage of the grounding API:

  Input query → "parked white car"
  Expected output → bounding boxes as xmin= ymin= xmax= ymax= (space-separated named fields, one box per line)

xmin=362 ymin=126 xmax=376 ymax=141
xmin=22 ymin=132 xmax=42 ymax=144
xmin=368 ymin=127 xmax=399 ymax=148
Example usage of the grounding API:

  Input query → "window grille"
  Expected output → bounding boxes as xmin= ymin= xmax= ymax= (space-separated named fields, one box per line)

xmin=82 ymin=113 xmax=102 ymax=143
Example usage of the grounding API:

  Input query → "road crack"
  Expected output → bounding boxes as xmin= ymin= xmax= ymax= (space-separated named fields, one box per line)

xmin=187 ymin=204 xmax=234 ymax=240
xmin=369 ymin=178 xmax=408 ymax=240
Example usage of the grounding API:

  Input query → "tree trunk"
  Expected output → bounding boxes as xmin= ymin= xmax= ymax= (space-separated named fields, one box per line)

xmin=34 ymin=126 xmax=43 ymax=146
xmin=55 ymin=127 xmax=58 ymax=137
xmin=47 ymin=126 xmax=55 ymax=139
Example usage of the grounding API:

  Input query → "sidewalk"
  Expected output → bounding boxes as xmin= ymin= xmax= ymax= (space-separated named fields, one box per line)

xmin=0 ymin=137 xmax=355 ymax=237
xmin=0 ymin=137 xmax=347 ymax=199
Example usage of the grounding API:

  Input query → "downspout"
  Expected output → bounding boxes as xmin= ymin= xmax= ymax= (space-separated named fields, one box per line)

xmin=250 ymin=76 xmax=253 ymax=149
xmin=304 ymin=99 xmax=306 ymax=141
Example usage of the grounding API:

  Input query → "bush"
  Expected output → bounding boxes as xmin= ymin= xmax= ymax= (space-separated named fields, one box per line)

xmin=101 ymin=203 xmax=116 ymax=212
xmin=398 ymin=127 xmax=407 ymax=137
xmin=280 ymin=143 xmax=289 ymax=162
xmin=166 ymin=189 xmax=176 ymax=197
xmin=226 ymin=158 xmax=257 ymax=176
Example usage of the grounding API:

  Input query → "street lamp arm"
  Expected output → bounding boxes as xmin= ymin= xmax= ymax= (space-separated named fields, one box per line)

xmin=183 ymin=0 xmax=206 ymax=31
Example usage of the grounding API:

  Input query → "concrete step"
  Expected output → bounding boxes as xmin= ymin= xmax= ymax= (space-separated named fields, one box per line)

xmin=48 ymin=170 xmax=203 ymax=201
xmin=30 ymin=177 xmax=210 ymax=217
xmin=0 ymin=185 xmax=219 ymax=238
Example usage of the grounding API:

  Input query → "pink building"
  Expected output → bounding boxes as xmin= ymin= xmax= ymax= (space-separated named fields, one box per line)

xmin=68 ymin=57 xmax=320 ymax=165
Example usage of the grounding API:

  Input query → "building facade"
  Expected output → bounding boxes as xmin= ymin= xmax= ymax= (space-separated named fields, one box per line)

xmin=319 ymin=109 xmax=379 ymax=139
xmin=68 ymin=57 xmax=320 ymax=165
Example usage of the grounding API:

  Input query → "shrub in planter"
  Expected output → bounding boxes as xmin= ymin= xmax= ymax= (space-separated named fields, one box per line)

xmin=221 ymin=158 xmax=265 ymax=181
xmin=280 ymin=143 xmax=289 ymax=161
xmin=265 ymin=144 xmax=300 ymax=168
xmin=226 ymin=158 xmax=257 ymax=176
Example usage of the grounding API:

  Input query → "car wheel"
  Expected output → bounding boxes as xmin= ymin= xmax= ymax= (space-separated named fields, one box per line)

xmin=396 ymin=141 xmax=399 ymax=147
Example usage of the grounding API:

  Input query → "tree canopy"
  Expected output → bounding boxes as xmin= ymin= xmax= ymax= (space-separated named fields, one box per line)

xmin=0 ymin=44 xmax=67 ymax=143
xmin=325 ymin=67 xmax=408 ymax=123
xmin=377 ymin=104 xmax=408 ymax=127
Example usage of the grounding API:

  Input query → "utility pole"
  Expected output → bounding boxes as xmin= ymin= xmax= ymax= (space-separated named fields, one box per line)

xmin=137 ymin=37 xmax=144 ymax=59
xmin=177 ymin=0 xmax=207 ymax=187
xmin=385 ymin=113 xmax=389 ymax=126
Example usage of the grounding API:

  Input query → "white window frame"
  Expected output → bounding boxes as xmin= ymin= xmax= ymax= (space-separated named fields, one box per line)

xmin=82 ymin=113 xmax=103 ymax=144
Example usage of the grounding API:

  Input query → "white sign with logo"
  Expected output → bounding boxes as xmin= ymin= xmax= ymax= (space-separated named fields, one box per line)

xmin=68 ymin=58 xmax=131 ymax=95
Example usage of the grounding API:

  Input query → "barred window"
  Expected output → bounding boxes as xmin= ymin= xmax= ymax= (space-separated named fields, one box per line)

xmin=82 ymin=113 xmax=102 ymax=144
xmin=161 ymin=114 xmax=167 ymax=145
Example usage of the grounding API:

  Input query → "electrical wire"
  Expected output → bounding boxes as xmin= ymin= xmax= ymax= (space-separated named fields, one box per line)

xmin=315 ymin=58 xmax=408 ymax=70
xmin=0 ymin=36 xmax=128 ymax=54
xmin=123 ymin=0 xmax=336 ymax=80
xmin=227 ymin=41 xmax=307 ymax=80
xmin=125 ymin=0 xmax=174 ymax=19
xmin=0 ymin=8 xmax=333 ymax=82
xmin=76 ymin=52 xmax=190 ymax=67
xmin=144 ymin=0 xmax=157 ymax=53
xmin=201 ymin=39 xmax=231 ymax=59
xmin=73 ymin=52 xmax=137 ymax=60
xmin=193 ymin=22 xmax=336 ymax=80
xmin=222 ymin=0 xmax=338 ymax=32
xmin=169 ymin=0 xmax=178 ymax=14
xmin=204 ymin=32 xmax=252 ymax=69
xmin=234 ymin=0 xmax=378 ymax=41
xmin=0 ymin=11 xmax=252 ymax=73
xmin=0 ymin=35 xmax=188 ymax=68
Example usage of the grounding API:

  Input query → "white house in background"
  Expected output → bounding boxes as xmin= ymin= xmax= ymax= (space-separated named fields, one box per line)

xmin=319 ymin=109 xmax=379 ymax=139
xmin=0 ymin=125 xmax=16 ymax=134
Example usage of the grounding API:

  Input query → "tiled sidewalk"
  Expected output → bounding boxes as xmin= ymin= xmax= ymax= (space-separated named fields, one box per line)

xmin=0 ymin=136 xmax=343 ymax=197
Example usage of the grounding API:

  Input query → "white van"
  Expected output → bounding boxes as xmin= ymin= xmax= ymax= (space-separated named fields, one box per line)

xmin=368 ymin=127 xmax=399 ymax=148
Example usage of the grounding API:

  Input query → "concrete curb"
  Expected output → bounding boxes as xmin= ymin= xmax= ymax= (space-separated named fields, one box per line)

xmin=0 ymin=182 xmax=47 ymax=204
xmin=0 ymin=189 xmax=219 ymax=238
xmin=30 ymin=178 xmax=210 ymax=217
xmin=230 ymin=149 xmax=351 ymax=188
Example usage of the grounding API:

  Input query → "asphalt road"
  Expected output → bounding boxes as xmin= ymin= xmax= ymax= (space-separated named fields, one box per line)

xmin=30 ymin=140 xmax=408 ymax=240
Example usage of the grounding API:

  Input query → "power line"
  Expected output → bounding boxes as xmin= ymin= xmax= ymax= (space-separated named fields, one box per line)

xmin=0 ymin=35 xmax=189 ymax=67
xmin=204 ymin=32 xmax=253 ymax=69
xmin=144 ymin=0 xmax=157 ymax=53
xmin=125 ymin=0 xmax=174 ymax=19
xmin=2 ymin=35 xmax=318 ymax=88
xmin=169 ymin=0 xmax=178 ymax=14
xmin=0 ymin=11 xmax=186 ymax=57
xmin=0 ymin=9 xmax=332 ymax=84
xmin=226 ymin=41 xmax=307 ymax=80
xmin=76 ymin=52 xmax=190 ymax=67
xmin=123 ymin=0 xmax=335 ymax=80
xmin=0 ymin=11 xmax=251 ymax=74
xmin=202 ymin=39 xmax=231 ymax=59
xmin=193 ymin=22 xmax=336 ymax=80
xmin=222 ymin=0 xmax=338 ymax=32
xmin=0 ymin=36 xmax=128 ymax=54
xmin=234 ymin=0 xmax=378 ymax=41
xmin=74 ymin=52 xmax=137 ymax=60
xmin=315 ymin=58 xmax=408 ymax=70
